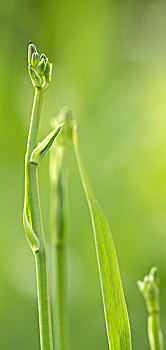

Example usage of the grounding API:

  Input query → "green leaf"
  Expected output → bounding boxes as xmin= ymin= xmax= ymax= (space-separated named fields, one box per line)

xmin=30 ymin=124 xmax=64 ymax=165
xmin=73 ymin=126 xmax=132 ymax=350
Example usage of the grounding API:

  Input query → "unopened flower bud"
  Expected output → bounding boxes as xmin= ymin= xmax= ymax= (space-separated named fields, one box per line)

xmin=40 ymin=53 xmax=47 ymax=62
xmin=37 ymin=58 xmax=46 ymax=75
xmin=137 ymin=267 xmax=160 ymax=314
xmin=44 ymin=61 xmax=52 ymax=84
xmin=28 ymin=43 xmax=37 ymax=65
xmin=31 ymin=52 xmax=40 ymax=67
xmin=28 ymin=43 xmax=53 ymax=90
xmin=51 ymin=108 xmax=73 ymax=147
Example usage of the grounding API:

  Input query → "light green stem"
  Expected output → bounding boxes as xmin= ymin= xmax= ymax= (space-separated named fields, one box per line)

xmin=50 ymin=150 xmax=68 ymax=350
xmin=25 ymin=88 xmax=53 ymax=350
xmin=53 ymin=245 xmax=67 ymax=350
xmin=148 ymin=313 xmax=163 ymax=350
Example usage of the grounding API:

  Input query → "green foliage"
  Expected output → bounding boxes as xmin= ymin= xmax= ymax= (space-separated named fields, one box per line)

xmin=1 ymin=2 xmax=166 ymax=349
xmin=73 ymin=126 xmax=132 ymax=350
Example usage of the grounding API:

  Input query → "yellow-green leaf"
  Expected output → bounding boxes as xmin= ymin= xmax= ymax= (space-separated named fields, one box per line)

xmin=73 ymin=126 xmax=132 ymax=350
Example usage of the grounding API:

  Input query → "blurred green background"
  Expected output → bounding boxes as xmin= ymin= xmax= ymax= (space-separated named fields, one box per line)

xmin=0 ymin=0 xmax=166 ymax=349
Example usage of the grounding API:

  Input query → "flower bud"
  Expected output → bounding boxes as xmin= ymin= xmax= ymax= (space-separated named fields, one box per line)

xmin=51 ymin=108 xmax=73 ymax=147
xmin=28 ymin=43 xmax=53 ymax=89
xmin=137 ymin=267 xmax=160 ymax=314
xmin=37 ymin=58 xmax=46 ymax=75
xmin=44 ymin=61 xmax=53 ymax=84
xmin=31 ymin=52 xmax=40 ymax=67
xmin=28 ymin=43 xmax=37 ymax=65
xmin=40 ymin=53 xmax=47 ymax=62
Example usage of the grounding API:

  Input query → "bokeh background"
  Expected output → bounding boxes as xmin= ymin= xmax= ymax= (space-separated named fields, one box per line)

xmin=0 ymin=0 xmax=166 ymax=349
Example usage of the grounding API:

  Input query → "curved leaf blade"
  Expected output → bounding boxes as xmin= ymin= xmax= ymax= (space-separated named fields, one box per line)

xmin=73 ymin=126 xmax=132 ymax=350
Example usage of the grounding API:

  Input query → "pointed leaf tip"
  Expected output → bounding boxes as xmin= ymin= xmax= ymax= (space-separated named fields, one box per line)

xmin=30 ymin=123 xmax=64 ymax=165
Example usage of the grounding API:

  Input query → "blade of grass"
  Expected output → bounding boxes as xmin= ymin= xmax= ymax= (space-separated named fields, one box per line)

xmin=73 ymin=125 xmax=132 ymax=350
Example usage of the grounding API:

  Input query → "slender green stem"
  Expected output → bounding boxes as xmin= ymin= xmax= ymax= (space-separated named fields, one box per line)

xmin=148 ymin=313 xmax=163 ymax=350
xmin=50 ymin=161 xmax=68 ymax=350
xmin=36 ymin=250 xmax=53 ymax=350
xmin=49 ymin=109 xmax=72 ymax=350
xmin=25 ymin=88 xmax=53 ymax=350
xmin=50 ymin=146 xmax=69 ymax=350
xmin=53 ymin=244 xmax=67 ymax=350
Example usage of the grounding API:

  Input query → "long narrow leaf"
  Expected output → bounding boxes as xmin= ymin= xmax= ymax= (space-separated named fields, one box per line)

xmin=73 ymin=126 xmax=132 ymax=350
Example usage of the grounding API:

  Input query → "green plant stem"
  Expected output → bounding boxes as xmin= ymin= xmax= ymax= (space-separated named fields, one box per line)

xmin=25 ymin=88 xmax=53 ymax=350
xmin=53 ymin=244 xmax=67 ymax=350
xmin=50 ymin=150 xmax=68 ymax=350
xmin=148 ymin=313 xmax=163 ymax=350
